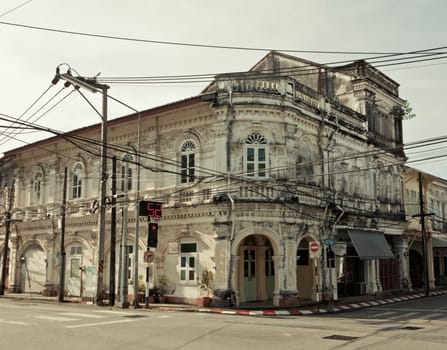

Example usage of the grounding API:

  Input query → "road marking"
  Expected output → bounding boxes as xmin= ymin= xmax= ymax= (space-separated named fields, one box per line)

xmin=95 ymin=310 xmax=135 ymax=316
xmin=371 ymin=311 xmax=397 ymax=318
xmin=425 ymin=313 xmax=445 ymax=319
xmin=0 ymin=319 xmax=31 ymax=326
xmin=34 ymin=315 xmax=79 ymax=322
xmin=389 ymin=312 xmax=419 ymax=319
xmin=65 ymin=319 xmax=135 ymax=329
xmin=59 ymin=312 xmax=105 ymax=319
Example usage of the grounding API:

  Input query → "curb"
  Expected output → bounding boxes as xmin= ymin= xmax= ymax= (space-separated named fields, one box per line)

xmin=3 ymin=289 xmax=447 ymax=317
xmin=195 ymin=289 xmax=447 ymax=317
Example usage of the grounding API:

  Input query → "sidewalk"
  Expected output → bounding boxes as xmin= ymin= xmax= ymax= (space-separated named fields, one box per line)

xmin=2 ymin=288 xmax=447 ymax=317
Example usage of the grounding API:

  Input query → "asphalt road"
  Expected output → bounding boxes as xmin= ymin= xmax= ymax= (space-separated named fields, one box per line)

xmin=1 ymin=295 xmax=447 ymax=349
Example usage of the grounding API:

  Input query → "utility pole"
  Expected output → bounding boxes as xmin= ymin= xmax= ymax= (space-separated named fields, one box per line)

xmin=52 ymin=67 xmax=110 ymax=306
xmin=58 ymin=167 xmax=67 ymax=302
xmin=109 ymin=157 xmax=117 ymax=306
xmin=415 ymin=172 xmax=434 ymax=297
xmin=0 ymin=208 xmax=11 ymax=295
xmin=0 ymin=184 xmax=13 ymax=296
xmin=117 ymin=160 xmax=129 ymax=309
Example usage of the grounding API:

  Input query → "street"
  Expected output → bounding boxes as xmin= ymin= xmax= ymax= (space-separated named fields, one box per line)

xmin=1 ymin=295 xmax=447 ymax=349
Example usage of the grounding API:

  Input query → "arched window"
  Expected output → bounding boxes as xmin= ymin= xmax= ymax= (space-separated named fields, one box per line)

xmin=296 ymin=145 xmax=314 ymax=185
xmin=180 ymin=140 xmax=196 ymax=184
xmin=33 ymin=171 xmax=43 ymax=202
xmin=120 ymin=153 xmax=133 ymax=192
xmin=72 ymin=163 xmax=83 ymax=199
xmin=244 ymin=132 xmax=268 ymax=178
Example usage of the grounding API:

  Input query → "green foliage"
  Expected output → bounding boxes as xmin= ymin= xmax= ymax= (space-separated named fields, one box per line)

xmin=393 ymin=100 xmax=416 ymax=120
xmin=199 ymin=268 xmax=214 ymax=296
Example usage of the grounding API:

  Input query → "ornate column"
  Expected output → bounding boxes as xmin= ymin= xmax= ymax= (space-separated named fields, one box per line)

xmin=272 ymin=255 xmax=283 ymax=306
xmin=8 ymin=235 xmax=20 ymax=292
xmin=365 ymin=259 xmax=381 ymax=294
xmin=230 ymin=255 xmax=240 ymax=306
xmin=212 ymin=220 xmax=235 ymax=306
xmin=427 ymin=236 xmax=436 ymax=289
xmin=394 ymin=235 xmax=412 ymax=291
xmin=43 ymin=232 xmax=57 ymax=296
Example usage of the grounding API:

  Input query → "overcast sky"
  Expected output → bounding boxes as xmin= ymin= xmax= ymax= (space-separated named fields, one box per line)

xmin=1 ymin=0 xmax=446 ymax=179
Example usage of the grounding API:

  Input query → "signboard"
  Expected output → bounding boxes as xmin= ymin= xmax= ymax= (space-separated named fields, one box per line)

xmin=139 ymin=201 xmax=163 ymax=217
xmin=332 ymin=242 xmax=347 ymax=256
xmin=309 ymin=241 xmax=321 ymax=259
xmin=144 ymin=251 xmax=154 ymax=263
xmin=323 ymin=238 xmax=335 ymax=246
xmin=83 ymin=266 xmax=97 ymax=298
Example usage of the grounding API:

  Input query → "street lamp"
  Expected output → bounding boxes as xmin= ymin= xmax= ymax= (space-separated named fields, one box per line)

xmin=52 ymin=67 xmax=109 ymax=305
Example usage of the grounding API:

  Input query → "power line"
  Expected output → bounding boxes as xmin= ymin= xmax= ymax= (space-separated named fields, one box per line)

xmin=3 ymin=20 xmax=447 ymax=56
xmin=98 ymin=50 xmax=447 ymax=85
xmin=0 ymin=86 xmax=71 ymax=146
xmin=0 ymin=1 xmax=33 ymax=18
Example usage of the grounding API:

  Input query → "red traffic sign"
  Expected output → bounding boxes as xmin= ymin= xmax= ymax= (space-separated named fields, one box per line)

xmin=309 ymin=241 xmax=321 ymax=258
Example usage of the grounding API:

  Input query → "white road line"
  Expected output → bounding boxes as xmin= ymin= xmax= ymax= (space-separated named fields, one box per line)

xmin=34 ymin=315 xmax=80 ymax=322
xmin=59 ymin=312 xmax=106 ymax=319
xmin=65 ymin=319 xmax=135 ymax=329
xmin=371 ymin=311 xmax=397 ymax=318
xmin=0 ymin=319 xmax=31 ymax=326
xmin=95 ymin=310 xmax=135 ymax=316
xmin=389 ymin=312 xmax=419 ymax=319
xmin=425 ymin=313 xmax=445 ymax=319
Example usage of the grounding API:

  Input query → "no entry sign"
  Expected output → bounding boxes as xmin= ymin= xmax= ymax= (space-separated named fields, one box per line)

xmin=309 ymin=241 xmax=321 ymax=258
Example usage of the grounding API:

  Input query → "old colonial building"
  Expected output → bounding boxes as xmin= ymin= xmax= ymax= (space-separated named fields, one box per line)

xmin=0 ymin=51 xmax=409 ymax=306
xmin=403 ymin=167 xmax=447 ymax=290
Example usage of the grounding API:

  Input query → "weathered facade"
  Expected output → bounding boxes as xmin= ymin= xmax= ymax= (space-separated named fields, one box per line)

xmin=0 ymin=52 xmax=410 ymax=306
xmin=403 ymin=167 xmax=447 ymax=290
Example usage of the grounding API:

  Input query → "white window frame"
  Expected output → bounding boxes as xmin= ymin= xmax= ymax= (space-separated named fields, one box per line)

xmin=72 ymin=162 xmax=83 ymax=199
xmin=120 ymin=153 xmax=133 ymax=192
xmin=180 ymin=140 xmax=196 ymax=184
xmin=179 ymin=242 xmax=198 ymax=285
xmin=244 ymin=132 xmax=268 ymax=178
xmin=33 ymin=171 xmax=43 ymax=203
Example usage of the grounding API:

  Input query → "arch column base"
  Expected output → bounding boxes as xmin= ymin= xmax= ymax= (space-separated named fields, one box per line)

xmin=42 ymin=283 xmax=58 ymax=296
xmin=277 ymin=290 xmax=299 ymax=307
xmin=212 ymin=289 xmax=237 ymax=307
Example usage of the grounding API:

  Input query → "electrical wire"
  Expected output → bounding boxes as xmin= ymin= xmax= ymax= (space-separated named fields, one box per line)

xmin=0 ymin=1 xmax=33 ymax=18
xmin=3 ymin=20 xmax=447 ymax=56
xmin=0 ymin=84 xmax=56 ymax=145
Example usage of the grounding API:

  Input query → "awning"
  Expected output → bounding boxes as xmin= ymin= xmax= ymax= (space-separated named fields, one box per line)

xmin=347 ymin=230 xmax=394 ymax=260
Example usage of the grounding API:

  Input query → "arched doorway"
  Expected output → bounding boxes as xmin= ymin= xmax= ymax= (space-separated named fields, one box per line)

xmin=20 ymin=245 xmax=46 ymax=293
xmin=238 ymin=235 xmax=274 ymax=304
xmin=296 ymin=238 xmax=313 ymax=300
xmin=409 ymin=250 xmax=423 ymax=289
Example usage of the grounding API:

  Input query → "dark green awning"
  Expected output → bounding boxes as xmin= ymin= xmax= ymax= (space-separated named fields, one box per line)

xmin=347 ymin=230 xmax=394 ymax=260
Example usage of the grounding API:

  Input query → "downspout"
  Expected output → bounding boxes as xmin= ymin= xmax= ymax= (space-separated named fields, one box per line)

xmin=317 ymin=102 xmax=327 ymax=193
xmin=227 ymin=194 xmax=235 ymax=292
xmin=226 ymin=85 xmax=236 ymax=299
xmin=328 ymin=197 xmax=344 ymax=312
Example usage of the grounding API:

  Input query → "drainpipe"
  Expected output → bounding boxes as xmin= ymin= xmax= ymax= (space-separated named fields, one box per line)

xmin=227 ymin=194 xmax=235 ymax=294
xmin=328 ymin=198 xmax=344 ymax=312
xmin=226 ymin=84 xmax=236 ymax=304
xmin=317 ymin=101 xmax=327 ymax=192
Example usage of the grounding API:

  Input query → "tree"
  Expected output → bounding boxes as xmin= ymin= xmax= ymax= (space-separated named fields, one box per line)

xmin=393 ymin=100 xmax=416 ymax=120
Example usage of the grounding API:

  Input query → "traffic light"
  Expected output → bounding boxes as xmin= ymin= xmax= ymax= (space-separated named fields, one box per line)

xmin=148 ymin=223 xmax=158 ymax=247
